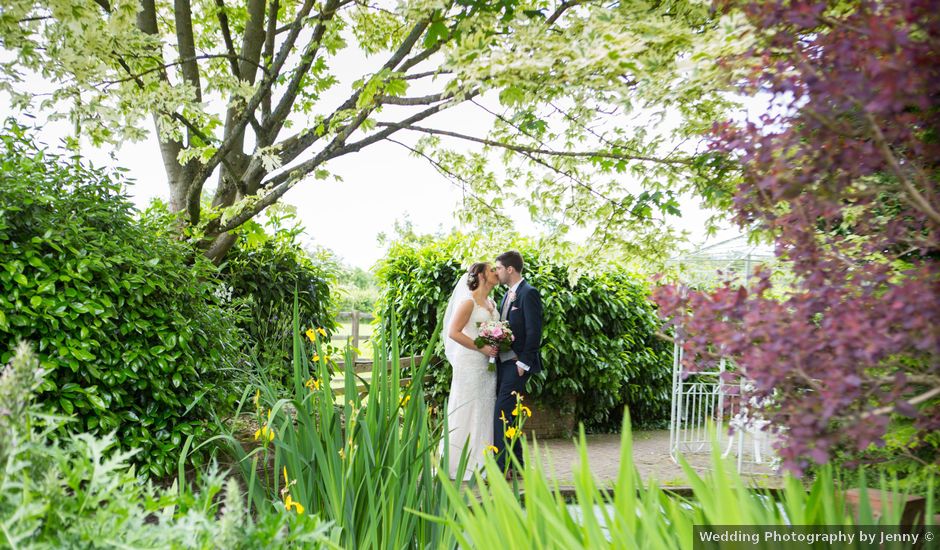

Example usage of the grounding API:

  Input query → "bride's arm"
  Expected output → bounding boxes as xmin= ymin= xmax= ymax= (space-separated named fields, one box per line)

xmin=448 ymin=300 xmax=492 ymax=354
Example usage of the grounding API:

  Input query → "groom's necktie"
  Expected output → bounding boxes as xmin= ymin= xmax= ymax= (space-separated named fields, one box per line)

xmin=500 ymin=292 xmax=512 ymax=321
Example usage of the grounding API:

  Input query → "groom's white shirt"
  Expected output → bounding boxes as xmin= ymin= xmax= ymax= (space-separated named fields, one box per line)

xmin=504 ymin=279 xmax=531 ymax=372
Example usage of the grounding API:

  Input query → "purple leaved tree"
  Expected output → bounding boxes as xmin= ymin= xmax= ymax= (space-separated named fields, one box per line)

xmin=654 ymin=0 xmax=939 ymax=473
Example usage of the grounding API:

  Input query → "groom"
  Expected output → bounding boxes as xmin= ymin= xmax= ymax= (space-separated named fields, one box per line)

xmin=493 ymin=250 xmax=543 ymax=474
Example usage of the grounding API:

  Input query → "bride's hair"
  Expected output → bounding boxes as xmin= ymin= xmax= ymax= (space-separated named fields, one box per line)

xmin=466 ymin=262 xmax=489 ymax=291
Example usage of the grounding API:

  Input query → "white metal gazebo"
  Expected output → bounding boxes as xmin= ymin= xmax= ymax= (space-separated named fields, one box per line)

xmin=665 ymin=237 xmax=777 ymax=473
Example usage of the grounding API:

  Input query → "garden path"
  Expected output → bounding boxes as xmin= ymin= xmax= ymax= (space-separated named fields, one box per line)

xmin=532 ymin=430 xmax=783 ymax=489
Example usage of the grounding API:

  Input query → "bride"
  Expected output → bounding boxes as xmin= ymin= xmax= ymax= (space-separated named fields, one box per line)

xmin=441 ymin=262 xmax=500 ymax=480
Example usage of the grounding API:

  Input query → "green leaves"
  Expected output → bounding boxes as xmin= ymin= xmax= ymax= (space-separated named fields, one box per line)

xmin=0 ymin=123 xmax=245 ymax=478
xmin=0 ymin=345 xmax=334 ymax=548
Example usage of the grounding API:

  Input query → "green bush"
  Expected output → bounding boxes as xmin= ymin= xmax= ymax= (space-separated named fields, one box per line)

xmin=0 ymin=122 xmax=245 ymax=477
xmin=824 ymin=415 xmax=940 ymax=501
xmin=217 ymin=210 xmax=338 ymax=383
xmin=374 ymin=232 xmax=672 ymax=431
xmin=0 ymin=342 xmax=333 ymax=548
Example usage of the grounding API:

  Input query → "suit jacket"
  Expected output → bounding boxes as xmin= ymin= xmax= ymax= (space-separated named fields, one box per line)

xmin=499 ymin=280 xmax=543 ymax=374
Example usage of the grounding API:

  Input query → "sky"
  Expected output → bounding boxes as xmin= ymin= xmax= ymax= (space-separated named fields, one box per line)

xmin=0 ymin=34 xmax=744 ymax=270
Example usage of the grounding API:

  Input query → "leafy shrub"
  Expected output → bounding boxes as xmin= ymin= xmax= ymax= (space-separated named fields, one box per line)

xmin=0 ymin=122 xmax=245 ymax=477
xmin=0 ymin=342 xmax=333 ymax=548
xmin=216 ymin=209 xmax=338 ymax=384
xmin=374 ymin=232 xmax=672 ymax=430
xmin=824 ymin=415 xmax=940 ymax=502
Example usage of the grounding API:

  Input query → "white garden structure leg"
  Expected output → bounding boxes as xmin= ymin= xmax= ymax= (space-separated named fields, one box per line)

xmin=669 ymin=342 xmax=776 ymax=473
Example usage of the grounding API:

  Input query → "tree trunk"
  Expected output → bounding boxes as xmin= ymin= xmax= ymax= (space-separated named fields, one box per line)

xmin=205 ymin=0 xmax=268 ymax=263
xmin=138 ymin=0 xmax=187 ymax=213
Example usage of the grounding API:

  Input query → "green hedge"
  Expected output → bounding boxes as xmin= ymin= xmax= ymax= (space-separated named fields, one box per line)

xmin=0 ymin=122 xmax=245 ymax=477
xmin=218 ymin=212 xmax=338 ymax=384
xmin=374 ymin=232 xmax=672 ymax=431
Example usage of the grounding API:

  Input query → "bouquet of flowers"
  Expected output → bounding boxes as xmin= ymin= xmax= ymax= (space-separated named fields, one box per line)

xmin=475 ymin=320 xmax=514 ymax=371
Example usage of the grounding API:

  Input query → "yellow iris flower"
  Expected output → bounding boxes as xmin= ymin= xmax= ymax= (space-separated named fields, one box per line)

xmin=484 ymin=445 xmax=498 ymax=455
xmin=305 ymin=377 xmax=321 ymax=391
xmin=505 ymin=426 xmax=519 ymax=440
xmin=512 ymin=404 xmax=532 ymax=418
xmin=254 ymin=425 xmax=275 ymax=442
xmin=284 ymin=494 xmax=304 ymax=514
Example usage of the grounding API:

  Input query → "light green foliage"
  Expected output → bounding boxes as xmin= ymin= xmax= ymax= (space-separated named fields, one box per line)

xmin=425 ymin=0 xmax=753 ymax=262
xmin=0 ymin=0 xmax=752 ymax=266
xmin=0 ymin=123 xmax=245 ymax=477
xmin=374 ymin=231 xmax=672 ymax=430
xmin=0 ymin=343 xmax=334 ymax=549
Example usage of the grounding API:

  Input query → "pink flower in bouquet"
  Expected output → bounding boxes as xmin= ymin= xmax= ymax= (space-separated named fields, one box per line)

xmin=475 ymin=320 xmax=514 ymax=371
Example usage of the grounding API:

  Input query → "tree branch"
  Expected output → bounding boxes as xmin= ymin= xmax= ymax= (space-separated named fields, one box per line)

xmin=864 ymin=111 xmax=940 ymax=226
xmin=518 ymin=149 xmax=623 ymax=208
xmin=213 ymin=0 xmax=242 ymax=79
xmin=404 ymin=70 xmax=450 ymax=80
xmin=258 ymin=16 xmax=432 ymax=179
xmin=239 ymin=0 xmax=267 ymax=81
xmin=267 ymin=0 xmax=345 ymax=140
xmin=100 ymin=54 xmax=271 ymax=87
xmin=261 ymin=0 xmax=279 ymax=123
xmin=133 ymin=0 xmax=183 ymax=205
xmin=468 ymin=99 xmax=635 ymax=210
xmin=191 ymin=0 xmax=316 ymax=198
xmin=175 ymin=0 xmax=202 ymax=102
xmin=374 ymin=123 xmax=691 ymax=165
xmin=387 ymin=138 xmax=509 ymax=221
xmin=376 ymin=92 xmax=447 ymax=106
xmin=545 ymin=0 xmax=586 ymax=26
xmin=863 ymin=386 xmax=940 ymax=419
xmin=259 ymin=92 xmax=473 ymax=195
xmin=175 ymin=0 xmax=208 ymax=217
xmin=872 ymin=374 xmax=940 ymax=387
xmin=384 ymin=19 xmax=431 ymax=72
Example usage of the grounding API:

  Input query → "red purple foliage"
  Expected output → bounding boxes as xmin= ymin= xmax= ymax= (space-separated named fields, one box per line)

xmin=654 ymin=0 xmax=939 ymax=472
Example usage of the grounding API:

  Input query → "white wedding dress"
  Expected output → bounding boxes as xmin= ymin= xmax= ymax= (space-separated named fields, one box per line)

xmin=444 ymin=299 xmax=498 ymax=480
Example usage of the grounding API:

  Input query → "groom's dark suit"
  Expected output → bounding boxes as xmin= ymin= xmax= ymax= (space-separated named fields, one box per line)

xmin=494 ymin=279 xmax=543 ymax=471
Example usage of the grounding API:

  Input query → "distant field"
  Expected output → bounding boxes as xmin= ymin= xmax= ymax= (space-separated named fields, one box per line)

xmin=331 ymin=321 xmax=374 ymax=359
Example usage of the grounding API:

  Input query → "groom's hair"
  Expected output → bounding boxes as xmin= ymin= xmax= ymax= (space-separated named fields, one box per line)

xmin=496 ymin=250 xmax=524 ymax=274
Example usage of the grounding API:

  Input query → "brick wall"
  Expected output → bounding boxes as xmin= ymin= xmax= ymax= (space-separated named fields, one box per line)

xmin=520 ymin=395 xmax=576 ymax=440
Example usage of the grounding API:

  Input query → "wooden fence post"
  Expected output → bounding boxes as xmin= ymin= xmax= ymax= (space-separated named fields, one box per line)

xmin=350 ymin=310 xmax=360 ymax=363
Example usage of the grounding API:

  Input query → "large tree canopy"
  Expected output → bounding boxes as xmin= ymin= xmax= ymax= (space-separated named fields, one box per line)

xmin=0 ymin=0 xmax=750 ymax=265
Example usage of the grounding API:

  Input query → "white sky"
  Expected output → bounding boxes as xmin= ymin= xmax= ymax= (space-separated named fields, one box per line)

xmin=0 ymin=38 xmax=743 ymax=270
